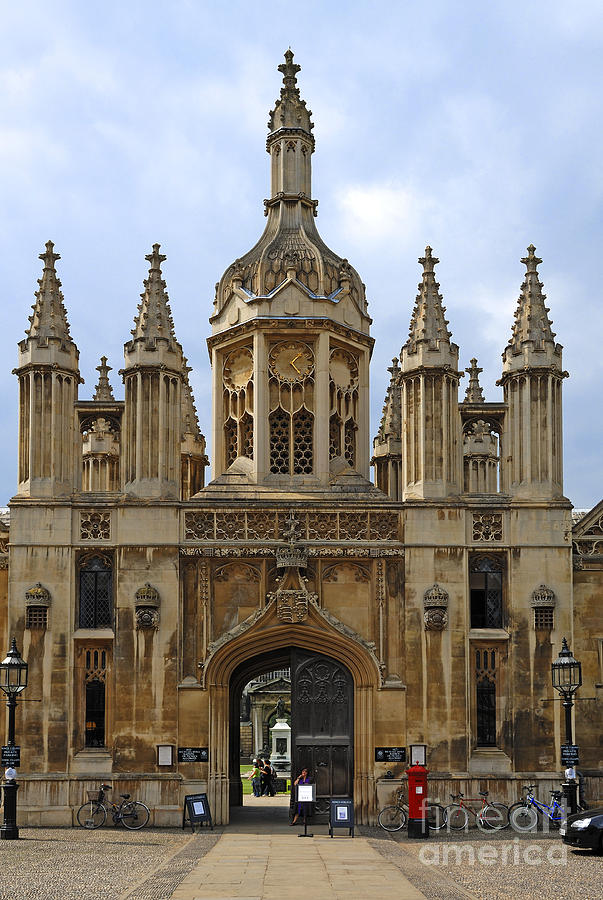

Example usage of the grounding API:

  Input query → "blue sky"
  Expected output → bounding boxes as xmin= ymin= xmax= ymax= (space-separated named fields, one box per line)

xmin=1 ymin=0 xmax=602 ymax=507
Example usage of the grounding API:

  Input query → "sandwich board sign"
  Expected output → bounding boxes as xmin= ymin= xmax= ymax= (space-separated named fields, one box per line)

xmin=182 ymin=792 xmax=213 ymax=831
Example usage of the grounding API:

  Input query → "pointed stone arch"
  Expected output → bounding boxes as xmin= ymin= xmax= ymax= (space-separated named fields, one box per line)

xmin=203 ymin=602 xmax=380 ymax=825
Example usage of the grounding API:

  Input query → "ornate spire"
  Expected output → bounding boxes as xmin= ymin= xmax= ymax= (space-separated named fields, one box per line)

xmin=130 ymin=244 xmax=179 ymax=350
xmin=26 ymin=241 xmax=73 ymax=345
xmin=181 ymin=361 xmax=201 ymax=437
xmin=268 ymin=49 xmax=314 ymax=137
xmin=406 ymin=247 xmax=452 ymax=348
xmin=507 ymin=245 xmax=556 ymax=353
xmin=93 ymin=356 xmax=115 ymax=401
xmin=464 ymin=358 xmax=485 ymax=403
xmin=378 ymin=357 xmax=401 ymax=440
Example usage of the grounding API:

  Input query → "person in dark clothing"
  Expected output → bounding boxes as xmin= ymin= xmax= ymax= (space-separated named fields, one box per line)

xmin=260 ymin=758 xmax=276 ymax=796
xmin=291 ymin=767 xmax=311 ymax=824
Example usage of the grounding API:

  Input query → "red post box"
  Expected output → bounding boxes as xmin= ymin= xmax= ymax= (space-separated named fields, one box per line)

xmin=406 ymin=764 xmax=429 ymax=838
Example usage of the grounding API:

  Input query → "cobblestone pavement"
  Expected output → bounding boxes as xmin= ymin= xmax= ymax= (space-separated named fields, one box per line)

xmin=0 ymin=822 xmax=601 ymax=900
xmin=0 ymin=827 xmax=219 ymax=900
xmin=368 ymin=827 xmax=603 ymax=900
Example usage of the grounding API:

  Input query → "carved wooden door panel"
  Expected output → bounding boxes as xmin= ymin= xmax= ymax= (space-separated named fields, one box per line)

xmin=291 ymin=649 xmax=353 ymax=821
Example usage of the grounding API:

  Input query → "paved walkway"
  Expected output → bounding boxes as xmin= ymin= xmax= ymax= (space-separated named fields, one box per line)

xmin=170 ymin=831 xmax=428 ymax=900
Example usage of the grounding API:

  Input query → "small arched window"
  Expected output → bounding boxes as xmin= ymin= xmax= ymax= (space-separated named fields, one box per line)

xmin=79 ymin=554 xmax=113 ymax=629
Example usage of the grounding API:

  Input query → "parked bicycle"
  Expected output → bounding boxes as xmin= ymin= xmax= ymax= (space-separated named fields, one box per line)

xmin=508 ymin=785 xmax=564 ymax=832
xmin=444 ymin=790 xmax=509 ymax=830
xmin=378 ymin=787 xmax=446 ymax=832
xmin=76 ymin=783 xmax=150 ymax=830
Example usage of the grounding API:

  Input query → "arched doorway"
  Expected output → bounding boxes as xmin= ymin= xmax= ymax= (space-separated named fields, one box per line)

xmin=229 ymin=648 xmax=354 ymax=821
xmin=205 ymin=614 xmax=379 ymax=825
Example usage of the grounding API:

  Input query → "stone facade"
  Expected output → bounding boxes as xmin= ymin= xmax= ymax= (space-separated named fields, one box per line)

xmin=2 ymin=52 xmax=601 ymax=827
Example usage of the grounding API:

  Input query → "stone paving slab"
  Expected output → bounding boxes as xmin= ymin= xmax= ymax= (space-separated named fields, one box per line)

xmin=168 ymin=833 xmax=428 ymax=900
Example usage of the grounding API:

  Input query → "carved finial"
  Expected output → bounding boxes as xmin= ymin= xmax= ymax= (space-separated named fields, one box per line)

xmin=278 ymin=49 xmax=301 ymax=96
xmin=145 ymin=243 xmax=167 ymax=271
xmin=93 ymin=356 xmax=115 ymax=401
xmin=39 ymin=240 xmax=60 ymax=270
xmin=282 ymin=510 xmax=301 ymax=545
xmin=521 ymin=243 xmax=542 ymax=274
xmin=464 ymin=358 xmax=485 ymax=403
xmin=419 ymin=246 xmax=439 ymax=274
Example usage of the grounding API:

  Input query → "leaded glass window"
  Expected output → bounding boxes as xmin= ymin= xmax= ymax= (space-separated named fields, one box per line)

xmin=470 ymin=556 xmax=503 ymax=628
xmin=475 ymin=647 xmax=497 ymax=746
xmin=79 ymin=555 xmax=113 ymax=629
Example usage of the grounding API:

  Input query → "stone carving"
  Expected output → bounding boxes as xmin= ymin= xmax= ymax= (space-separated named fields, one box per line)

xmin=369 ymin=512 xmax=399 ymax=541
xmin=339 ymin=512 xmax=368 ymax=540
xmin=322 ymin=563 xmax=369 ymax=583
xmin=423 ymin=583 xmax=449 ymax=631
xmin=274 ymin=590 xmax=311 ymax=622
xmin=472 ymin=512 xmax=503 ymax=542
xmin=183 ymin=509 xmax=401 ymax=544
xmin=179 ymin=545 xmax=404 ymax=559
xmin=25 ymin=583 xmax=51 ymax=605
xmin=216 ymin=512 xmax=245 ymax=541
xmin=80 ymin=511 xmax=111 ymax=540
xmin=136 ymin=607 xmax=160 ymax=629
xmin=185 ymin=512 xmax=214 ymax=540
xmin=531 ymin=584 xmax=556 ymax=607
xmin=135 ymin=583 xmax=160 ymax=629
xmin=214 ymin=563 xmax=260 ymax=583
xmin=308 ymin=512 xmax=337 ymax=540
xmin=247 ymin=511 xmax=277 ymax=540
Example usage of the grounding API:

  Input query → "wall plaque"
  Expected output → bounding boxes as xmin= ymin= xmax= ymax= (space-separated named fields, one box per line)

xmin=374 ymin=747 xmax=406 ymax=763
xmin=178 ymin=747 xmax=209 ymax=763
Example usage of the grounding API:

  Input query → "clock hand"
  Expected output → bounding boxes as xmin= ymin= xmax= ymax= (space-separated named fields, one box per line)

xmin=291 ymin=361 xmax=301 ymax=374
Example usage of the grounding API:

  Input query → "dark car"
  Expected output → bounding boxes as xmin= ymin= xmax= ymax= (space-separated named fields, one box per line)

xmin=560 ymin=806 xmax=603 ymax=852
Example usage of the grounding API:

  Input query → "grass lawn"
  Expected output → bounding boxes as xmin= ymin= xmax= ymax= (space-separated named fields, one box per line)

xmin=240 ymin=764 xmax=253 ymax=795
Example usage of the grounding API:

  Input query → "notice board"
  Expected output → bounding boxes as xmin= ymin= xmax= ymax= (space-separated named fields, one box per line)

xmin=182 ymin=792 xmax=213 ymax=831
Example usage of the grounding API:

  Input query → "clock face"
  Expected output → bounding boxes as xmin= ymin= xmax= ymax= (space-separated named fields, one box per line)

xmin=330 ymin=349 xmax=358 ymax=390
xmin=224 ymin=347 xmax=253 ymax=390
xmin=270 ymin=342 xmax=314 ymax=382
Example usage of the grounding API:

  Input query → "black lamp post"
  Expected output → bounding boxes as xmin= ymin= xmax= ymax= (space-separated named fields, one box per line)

xmin=551 ymin=637 xmax=582 ymax=815
xmin=0 ymin=638 xmax=28 ymax=840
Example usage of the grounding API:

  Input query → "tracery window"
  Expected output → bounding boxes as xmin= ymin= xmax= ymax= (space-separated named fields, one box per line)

xmin=329 ymin=348 xmax=359 ymax=469
xmin=268 ymin=341 xmax=315 ymax=476
xmin=79 ymin=553 xmax=113 ymax=629
xmin=222 ymin=346 xmax=254 ymax=467
xmin=475 ymin=648 xmax=497 ymax=746
xmin=84 ymin=647 xmax=107 ymax=747
xmin=469 ymin=555 xmax=503 ymax=628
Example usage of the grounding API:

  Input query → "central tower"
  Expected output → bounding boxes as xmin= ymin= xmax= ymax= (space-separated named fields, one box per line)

xmin=207 ymin=51 xmax=373 ymax=491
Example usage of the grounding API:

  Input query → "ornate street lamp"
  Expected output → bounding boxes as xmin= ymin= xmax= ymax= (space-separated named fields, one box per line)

xmin=551 ymin=637 xmax=582 ymax=815
xmin=0 ymin=638 xmax=28 ymax=840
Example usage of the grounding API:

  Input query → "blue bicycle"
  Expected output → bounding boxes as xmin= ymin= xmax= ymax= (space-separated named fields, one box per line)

xmin=509 ymin=784 xmax=564 ymax=832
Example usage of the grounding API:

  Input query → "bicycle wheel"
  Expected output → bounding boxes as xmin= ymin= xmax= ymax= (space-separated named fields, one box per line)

xmin=445 ymin=804 xmax=468 ymax=830
xmin=378 ymin=805 xmax=407 ymax=832
xmin=76 ymin=801 xmax=106 ymax=829
xmin=121 ymin=800 xmax=150 ymax=830
xmin=478 ymin=802 xmax=509 ymax=831
xmin=509 ymin=803 xmax=539 ymax=832
xmin=426 ymin=803 xmax=446 ymax=831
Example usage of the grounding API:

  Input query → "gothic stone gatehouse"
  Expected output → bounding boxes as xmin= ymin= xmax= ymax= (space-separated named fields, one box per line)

xmin=2 ymin=52 xmax=601 ymax=826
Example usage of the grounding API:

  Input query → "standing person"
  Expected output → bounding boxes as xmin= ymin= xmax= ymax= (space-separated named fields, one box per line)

xmin=290 ymin=767 xmax=311 ymax=825
xmin=246 ymin=759 xmax=261 ymax=797
xmin=261 ymin=758 xmax=276 ymax=796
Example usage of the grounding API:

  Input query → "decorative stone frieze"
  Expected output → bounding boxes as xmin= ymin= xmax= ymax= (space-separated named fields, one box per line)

xmin=423 ymin=583 xmax=449 ymax=631
xmin=180 ymin=545 xmax=404 ymax=558
xmin=184 ymin=509 xmax=399 ymax=543
xmin=80 ymin=511 xmax=111 ymax=541
xmin=134 ymin=583 xmax=160 ymax=629
xmin=472 ymin=512 xmax=503 ymax=542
